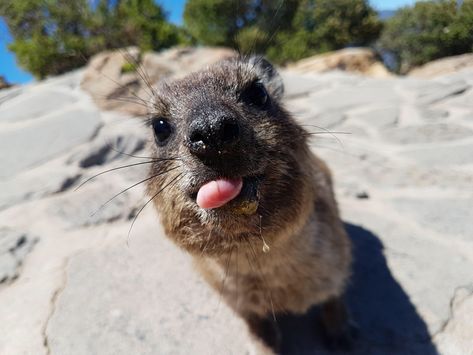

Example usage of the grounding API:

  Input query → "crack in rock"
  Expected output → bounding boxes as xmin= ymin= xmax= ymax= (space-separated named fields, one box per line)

xmin=42 ymin=258 xmax=70 ymax=355
xmin=433 ymin=284 xmax=473 ymax=338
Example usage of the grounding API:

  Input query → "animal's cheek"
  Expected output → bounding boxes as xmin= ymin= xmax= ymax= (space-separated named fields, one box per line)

xmin=252 ymin=128 xmax=281 ymax=152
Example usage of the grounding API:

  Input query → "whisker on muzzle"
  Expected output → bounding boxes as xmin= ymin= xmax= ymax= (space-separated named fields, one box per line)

xmin=126 ymin=172 xmax=185 ymax=246
xmin=91 ymin=164 xmax=182 ymax=217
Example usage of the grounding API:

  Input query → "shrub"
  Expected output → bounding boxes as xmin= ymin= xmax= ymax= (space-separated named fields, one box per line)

xmin=183 ymin=0 xmax=382 ymax=64
xmin=379 ymin=0 xmax=473 ymax=73
xmin=0 ymin=0 xmax=181 ymax=79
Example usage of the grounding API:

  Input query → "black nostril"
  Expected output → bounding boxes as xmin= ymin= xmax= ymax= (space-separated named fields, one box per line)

xmin=189 ymin=130 xmax=205 ymax=144
xmin=221 ymin=121 xmax=239 ymax=144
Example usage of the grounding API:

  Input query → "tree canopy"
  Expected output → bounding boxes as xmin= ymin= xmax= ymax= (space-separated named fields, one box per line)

xmin=184 ymin=0 xmax=382 ymax=64
xmin=0 ymin=0 xmax=181 ymax=79
xmin=379 ymin=0 xmax=473 ymax=73
xmin=1 ymin=0 xmax=472 ymax=78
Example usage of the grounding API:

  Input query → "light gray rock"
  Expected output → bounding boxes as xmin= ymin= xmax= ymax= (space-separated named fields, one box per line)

xmin=382 ymin=123 xmax=473 ymax=144
xmin=0 ymin=228 xmax=38 ymax=284
xmin=0 ymin=106 xmax=101 ymax=179
xmin=2 ymin=49 xmax=473 ymax=355
xmin=281 ymin=72 xmax=327 ymax=99
xmin=68 ymin=120 xmax=147 ymax=168
xmin=45 ymin=227 xmax=251 ymax=355
xmin=350 ymin=106 xmax=399 ymax=127
xmin=401 ymin=143 xmax=473 ymax=166
xmin=303 ymin=110 xmax=346 ymax=128
xmin=0 ymin=89 xmax=78 ymax=123
xmin=418 ymin=107 xmax=449 ymax=122
xmin=0 ymin=86 xmax=23 ymax=106
xmin=416 ymin=80 xmax=470 ymax=105
xmin=50 ymin=181 xmax=134 ymax=228
xmin=336 ymin=123 xmax=370 ymax=138
xmin=0 ymin=165 xmax=81 ymax=210
xmin=308 ymin=80 xmax=401 ymax=113
xmin=42 ymin=69 xmax=84 ymax=90
xmin=341 ymin=207 xmax=473 ymax=337
xmin=392 ymin=198 xmax=473 ymax=242
xmin=440 ymin=88 xmax=473 ymax=108
xmin=435 ymin=286 xmax=473 ymax=355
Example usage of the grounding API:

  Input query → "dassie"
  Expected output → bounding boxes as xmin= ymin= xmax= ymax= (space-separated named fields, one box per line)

xmin=146 ymin=56 xmax=356 ymax=353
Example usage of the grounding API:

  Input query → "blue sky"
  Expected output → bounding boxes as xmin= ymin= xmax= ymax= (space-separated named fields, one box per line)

xmin=0 ymin=0 xmax=416 ymax=85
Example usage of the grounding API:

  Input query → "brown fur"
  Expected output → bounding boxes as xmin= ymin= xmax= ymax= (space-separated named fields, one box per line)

xmin=145 ymin=57 xmax=353 ymax=352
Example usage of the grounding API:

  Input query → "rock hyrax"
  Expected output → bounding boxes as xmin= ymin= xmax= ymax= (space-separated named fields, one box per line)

xmin=146 ymin=56 xmax=355 ymax=353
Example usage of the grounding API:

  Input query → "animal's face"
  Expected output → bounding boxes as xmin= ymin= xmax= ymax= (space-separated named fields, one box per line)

xmin=146 ymin=57 xmax=310 ymax=254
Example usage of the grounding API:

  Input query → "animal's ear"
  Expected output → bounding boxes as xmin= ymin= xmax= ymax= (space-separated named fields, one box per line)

xmin=248 ymin=56 xmax=284 ymax=101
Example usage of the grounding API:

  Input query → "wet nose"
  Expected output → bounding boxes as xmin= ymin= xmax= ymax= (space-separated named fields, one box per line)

xmin=188 ymin=116 xmax=240 ymax=158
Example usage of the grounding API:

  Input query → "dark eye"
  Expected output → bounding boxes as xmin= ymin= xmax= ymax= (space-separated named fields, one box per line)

xmin=152 ymin=118 xmax=173 ymax=145
xmin=242 ymin=81 xmax=269 ymax=108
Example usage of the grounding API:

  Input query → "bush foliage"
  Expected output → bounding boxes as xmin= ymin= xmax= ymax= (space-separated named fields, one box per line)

xmin=379 ymin=0 xmax=473 ymax=73
xmin=1 ymin=0 xmax=472 ymax=78
xmin=0 ymin=0 xmax=181 ymax=79
xmin=184 ymin=0 xmax=382 ymax=64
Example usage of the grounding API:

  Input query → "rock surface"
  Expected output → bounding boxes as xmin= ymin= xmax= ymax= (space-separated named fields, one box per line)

xmin=409 ymin=53 xmax=473 ymax=78
xmin=1 ymin=50 xmax=472 ymax=355
xmin=0 ymin=228 xmax=38 ymax=284
xmin=288 ymin=48 xmax=392 ymax=78
xmin=81 ymin=47 xmax=237 ymax=116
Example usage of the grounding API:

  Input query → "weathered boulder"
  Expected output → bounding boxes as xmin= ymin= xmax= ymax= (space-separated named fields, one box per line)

xmin=409 ymin=53 xmax=473 ymax=78
xmin=81 ymin=47 xmax=237 ymax=116
xmin=288 ymin=48 xmax=392 ymax=78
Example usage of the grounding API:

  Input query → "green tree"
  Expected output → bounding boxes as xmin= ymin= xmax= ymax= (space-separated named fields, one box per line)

xmin=183 ymin=0 xmax=382 ymax=64
xmin=379 ymin=0 xmax=473 ymax=73
xmin=183 ymin=0 xmax=299 ymax=52
xmin=268 ymin=0 xmax=382 ymax=63
xmin=0 ymin=0 xmax=181 ymax=79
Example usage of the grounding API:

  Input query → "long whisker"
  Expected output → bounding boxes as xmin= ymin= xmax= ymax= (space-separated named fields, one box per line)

xmin=300 ymin=124 xmax=347 ymax=150
xmin=75 ymin=159 xmax=178 ymax=191
xmin=77 ymin=50 xmax=150 ymax=109
xmin=121 ymin=48 xmax=155 ymax=96
xmin=126 ymin=173 xmax=184 ymax=245
xmin=102 ymin=96 xmax=150 ymax=109
xmin=106 ymin=144 xmax=169 ymax=160
xmin=119 ymin=49 xmax=156 ymax=99
xmin=91 ymin=165 xmax=181 ymax=217
xmin=87 ymin=62 xmax=150 ymax=106
xmin=259 ymin=0 xmax=285 ymax=54
xmin=304 ymin=131 xmax=352 ymax=136
xmin=309 ymin=143 xmax=358 ymax=156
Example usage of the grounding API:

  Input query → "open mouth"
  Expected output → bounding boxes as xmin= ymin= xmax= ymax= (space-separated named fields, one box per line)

xmin=192 ymin=176 xmax=263 ymax=215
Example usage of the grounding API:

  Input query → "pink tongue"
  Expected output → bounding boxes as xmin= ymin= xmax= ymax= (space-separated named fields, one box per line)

xmin=196 ymin=178 xmax=243 ymax=209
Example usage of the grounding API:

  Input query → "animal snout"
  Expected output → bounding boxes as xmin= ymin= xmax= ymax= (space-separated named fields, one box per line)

xmin=188 ymin=115 xmax=240 ymax=158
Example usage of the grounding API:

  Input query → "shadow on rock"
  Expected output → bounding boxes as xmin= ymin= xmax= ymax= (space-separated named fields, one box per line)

xmin=274 ymin=223 xmax=438 ymax=355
